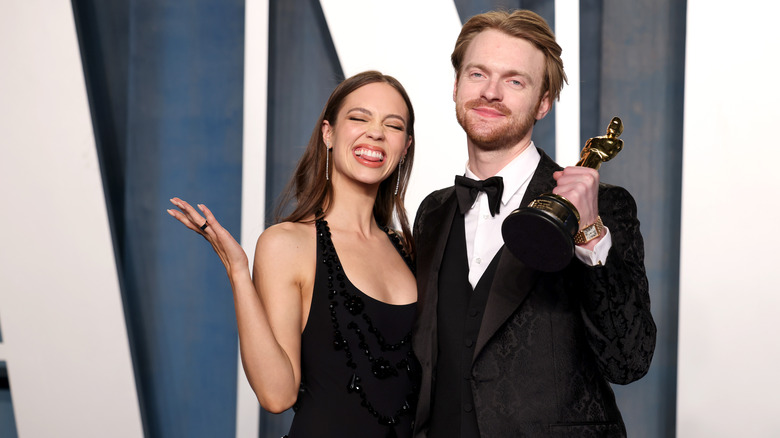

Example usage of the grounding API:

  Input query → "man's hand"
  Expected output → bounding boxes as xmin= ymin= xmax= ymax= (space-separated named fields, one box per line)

xmin=552 ymin=166 xmax=603 ymax=246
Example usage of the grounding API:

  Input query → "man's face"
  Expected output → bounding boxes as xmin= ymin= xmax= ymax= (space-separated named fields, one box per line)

xmin=454 ymin=29 xmax=551 ymax=152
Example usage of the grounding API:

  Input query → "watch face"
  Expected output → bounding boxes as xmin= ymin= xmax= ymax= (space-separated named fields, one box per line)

xmin=584 ymin=226 xmax=599 ymax=240
xmin=575 ymin=217 xmax=603 ymax=244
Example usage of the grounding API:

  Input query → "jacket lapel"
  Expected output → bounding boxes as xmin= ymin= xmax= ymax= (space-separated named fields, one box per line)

xmin=520 ymin=149 xmax=561 ymax=207
xmin=413 ymin=188 xmax=458 ymax=428
xmin=473 ymin=149 xmax=561 ymax=360
xmin=415 ymin=189 xmax=458 ymax=318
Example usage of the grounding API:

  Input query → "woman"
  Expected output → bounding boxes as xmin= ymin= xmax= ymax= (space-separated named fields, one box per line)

xmin=168 ymin=71 xmax=418 ymax=438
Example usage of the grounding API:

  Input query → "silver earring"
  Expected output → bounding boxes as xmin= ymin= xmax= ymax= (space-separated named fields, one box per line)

xmin=394 ymin=157 xmax=405 ymax=196
xmin=325 ymin=142 xmax=330 ymax=181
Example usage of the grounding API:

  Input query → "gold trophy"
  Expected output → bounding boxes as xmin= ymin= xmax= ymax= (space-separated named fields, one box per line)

xmin=501 ymin=117 xmax=624 ymax=272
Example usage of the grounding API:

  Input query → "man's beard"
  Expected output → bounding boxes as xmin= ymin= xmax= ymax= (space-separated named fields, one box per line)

xmin=456 ymin=98 xmax=538 ymax=151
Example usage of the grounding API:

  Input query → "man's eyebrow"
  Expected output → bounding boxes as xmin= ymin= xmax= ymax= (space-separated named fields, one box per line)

xmin=464 ymin=63 xmax=535 ymax=83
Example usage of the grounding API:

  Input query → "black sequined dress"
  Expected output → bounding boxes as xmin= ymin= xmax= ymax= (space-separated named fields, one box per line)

xmin=286 ymin=219 xmax=419 ymax=438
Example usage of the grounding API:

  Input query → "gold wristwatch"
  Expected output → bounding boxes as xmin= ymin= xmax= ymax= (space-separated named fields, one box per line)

xmin=574 ymin=216 xmax=604 ymax=245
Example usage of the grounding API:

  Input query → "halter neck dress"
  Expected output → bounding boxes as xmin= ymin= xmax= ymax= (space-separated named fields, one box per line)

xmin=285 ymin=218 xmax=419 ymax=438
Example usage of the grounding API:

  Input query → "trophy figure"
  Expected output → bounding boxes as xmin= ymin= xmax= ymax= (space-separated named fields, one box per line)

xmin=501 ymin=117 xmax=624 ymax=272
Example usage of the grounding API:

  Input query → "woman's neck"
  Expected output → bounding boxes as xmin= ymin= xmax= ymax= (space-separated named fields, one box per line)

xmin=325 ymin=180 xmax=380 ymax=237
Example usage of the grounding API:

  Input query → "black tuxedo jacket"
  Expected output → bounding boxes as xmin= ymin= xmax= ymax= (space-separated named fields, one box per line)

xmin=412 ymin=149 xmax=656 ymax=437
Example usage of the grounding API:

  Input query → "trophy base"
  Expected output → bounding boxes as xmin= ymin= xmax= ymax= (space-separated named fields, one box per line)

xmin=501 ymin=194 xmax=580 ymax=272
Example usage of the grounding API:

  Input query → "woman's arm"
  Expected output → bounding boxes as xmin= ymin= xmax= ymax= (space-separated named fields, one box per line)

xmin=240 ymin=222 xmax=311 ymax=412
xmin=168 ymin=198 xmax=310 ymax=413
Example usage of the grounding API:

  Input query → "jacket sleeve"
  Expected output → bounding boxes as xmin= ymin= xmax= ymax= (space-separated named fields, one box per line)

xmin=574 ymin=184 xmax=657 ymax=385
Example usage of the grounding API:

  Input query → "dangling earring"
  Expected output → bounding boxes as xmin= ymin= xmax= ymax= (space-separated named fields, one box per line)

xmin=394 ymin=156 xmax=405 ymax=196
xmin=325 ymin=142 xmax=331 ymax=181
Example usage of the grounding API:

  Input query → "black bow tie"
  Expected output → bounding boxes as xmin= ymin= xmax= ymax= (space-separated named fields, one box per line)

xmin=454 ymin=175 xmax=504 ymax=217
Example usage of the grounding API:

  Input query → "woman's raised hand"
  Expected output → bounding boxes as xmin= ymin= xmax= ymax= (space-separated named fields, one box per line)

xmin=167 ymin=197 xmax=249 ymax=275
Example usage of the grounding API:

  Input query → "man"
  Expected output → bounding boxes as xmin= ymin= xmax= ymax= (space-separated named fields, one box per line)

xmin=412 ymin=10 xmax=656 ymax=437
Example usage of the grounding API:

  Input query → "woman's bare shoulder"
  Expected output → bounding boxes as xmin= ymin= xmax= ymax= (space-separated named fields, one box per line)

xmin=253 ymin=221 xmax=315 ymax=271
xmin=256 ymin=220 xmax=313 ymax=251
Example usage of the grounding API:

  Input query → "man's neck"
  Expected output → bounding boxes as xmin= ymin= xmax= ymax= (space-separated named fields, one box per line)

xmin=466 ymin=138 xmax=533 ymax=179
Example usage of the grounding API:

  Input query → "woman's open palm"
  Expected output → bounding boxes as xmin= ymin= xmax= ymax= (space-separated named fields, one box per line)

xmin=168 ymin=197 xmax=249 ymax=275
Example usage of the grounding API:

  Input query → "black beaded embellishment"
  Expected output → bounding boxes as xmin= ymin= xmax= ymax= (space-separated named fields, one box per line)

xmin=380 ymin=225 xmax=415 ymax=276
xmin=316 ymin=218 xmax=418 ymax=435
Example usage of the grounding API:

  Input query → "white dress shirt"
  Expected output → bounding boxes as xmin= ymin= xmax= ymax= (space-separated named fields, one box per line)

xmin=463 ymin=144 xmax=612 ymax=289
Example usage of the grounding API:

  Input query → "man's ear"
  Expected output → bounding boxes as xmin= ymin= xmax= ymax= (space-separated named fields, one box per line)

xmin=453 ymin=78 xmax=458 ymax=103
xmin=535 ymin=91 xmax=552 ymax=120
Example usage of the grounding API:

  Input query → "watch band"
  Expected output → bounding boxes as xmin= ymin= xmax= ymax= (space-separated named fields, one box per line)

xmin=574 ymin=216 xmax=604 ymax=245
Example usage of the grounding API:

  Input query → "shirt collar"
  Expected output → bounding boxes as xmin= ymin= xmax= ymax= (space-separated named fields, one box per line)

xmin=464 ymin=143 xmax=541 ymax=207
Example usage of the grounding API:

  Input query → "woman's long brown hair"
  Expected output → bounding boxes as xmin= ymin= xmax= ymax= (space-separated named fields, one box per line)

xmin=273 ymin=71 xmax=416 ymax=258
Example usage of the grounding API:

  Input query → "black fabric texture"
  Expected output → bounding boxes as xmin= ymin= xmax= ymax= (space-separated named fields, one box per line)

xmin=288 ymin=220 xmax=418 ymax=438
xmin=412 ymin=149 xmax=656 ymax=437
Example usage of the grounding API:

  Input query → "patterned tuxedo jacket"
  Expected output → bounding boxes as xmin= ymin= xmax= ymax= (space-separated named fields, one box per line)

xmin=411 ymin=149 xmax=656 ymax=437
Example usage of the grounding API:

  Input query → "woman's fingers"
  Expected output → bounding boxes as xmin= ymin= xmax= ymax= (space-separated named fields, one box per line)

xmin=167 ymin=207 xmax=201 ymax=233
xmin=169 ymin=197 xmax=209 ymax=235
xmin=168 ymin=197 xmax=249 ymax=271
xmin=194 ymin=203 xmax=247 ymax=266
xmin=172 ymin=197 xmax=204 ymax=223
xmin=196 ymin=203 xmax=221 ymax=231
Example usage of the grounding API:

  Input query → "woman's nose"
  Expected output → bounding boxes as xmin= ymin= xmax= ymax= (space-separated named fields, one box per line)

xmin=366 ymin=121 xmax=385 ymax=140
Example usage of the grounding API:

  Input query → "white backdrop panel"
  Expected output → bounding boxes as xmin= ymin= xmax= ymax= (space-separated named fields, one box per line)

xmin=678 ymin=1 xmax=780 ymax=436
xmin=0 ymin=1 xmax=144 ymax=437
xmin=554 ymin=0 xmax=581 ymax=167
xmin=320 ymin=0 xmax=467 ymax=219
xmin=237 ymin=0 xmax=268 ymax=437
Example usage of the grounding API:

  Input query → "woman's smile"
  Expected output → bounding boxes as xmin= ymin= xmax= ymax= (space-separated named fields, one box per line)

xmin=353 ymin=145 xmax=386 ymax=167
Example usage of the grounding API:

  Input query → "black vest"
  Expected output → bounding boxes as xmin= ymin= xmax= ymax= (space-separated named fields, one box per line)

xmin=429 ymin=212 xmax=501 ymax=438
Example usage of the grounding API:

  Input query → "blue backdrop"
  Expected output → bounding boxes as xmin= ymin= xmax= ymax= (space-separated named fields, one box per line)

xmin=68 ymin=0 xmax=683 ymax=437
xmin=73 ymin=1 xmax=245 ymax=437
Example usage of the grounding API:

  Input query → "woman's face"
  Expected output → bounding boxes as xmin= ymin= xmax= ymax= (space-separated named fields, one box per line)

xmin=322 ymin=82 xmax=412 ymax=189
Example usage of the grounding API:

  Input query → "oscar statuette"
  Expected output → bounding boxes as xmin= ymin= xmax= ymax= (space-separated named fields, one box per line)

xmin=501 ymin=117 xmax=624 ymax=272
